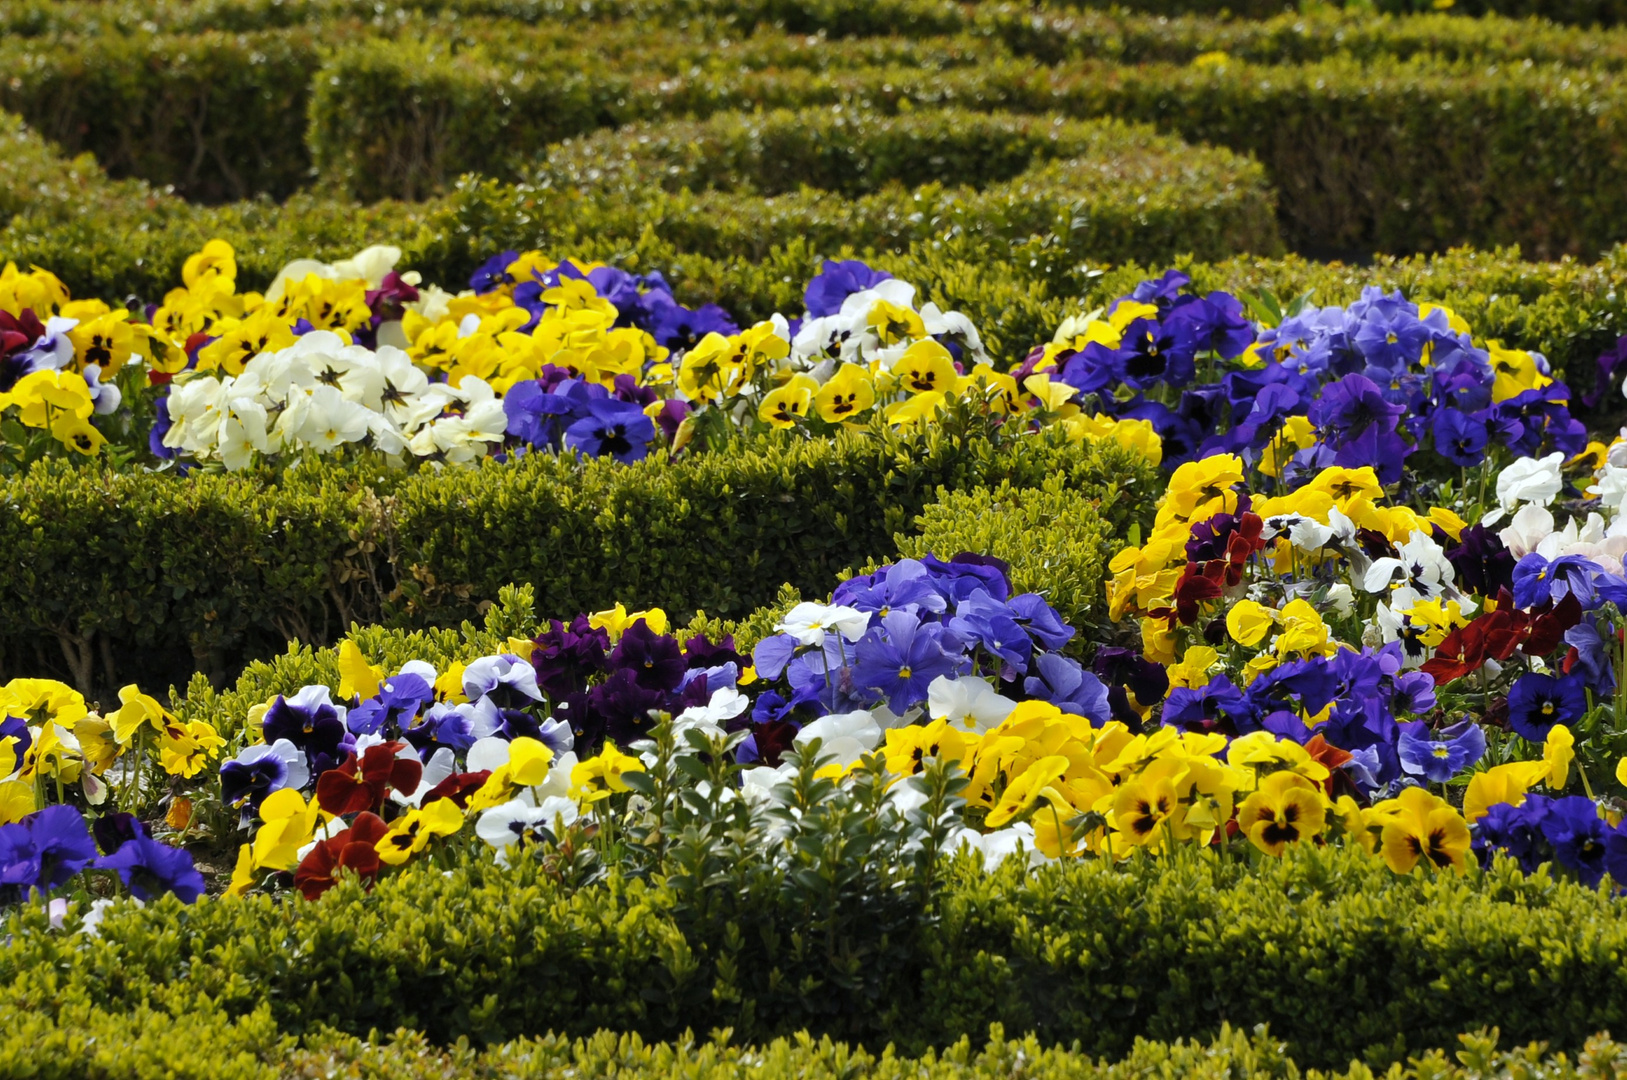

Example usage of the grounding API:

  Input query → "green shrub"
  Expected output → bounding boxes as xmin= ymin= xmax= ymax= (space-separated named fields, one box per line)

xmin=528 ymin=108 xmax=1281 ymax=265
xmin=7 ymin=844 xmax=1627 ymax=1068
xmin=0 ymin=28 xmax=353 ymax=203
xmin=305 ymin=41 xmax=1627 ymax=257
xmin=306 ymin=37 xmax=616 ymax=202
xmin=0 ymin=429 xmax=1153 ymax=701
xmin=1057 ymin=0 xmax=1627 ymax=24
xmin=3 ymin=1006 xmax=1622 ymax=1080
xmin=386 ymin=426 xmax=1154 ymax=636
xmin=992 ymin=5 xmax=1627 ymax=69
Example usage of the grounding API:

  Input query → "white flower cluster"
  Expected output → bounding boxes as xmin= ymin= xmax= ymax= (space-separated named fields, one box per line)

xmin=788 ymin=278 xmax=986 ymax=375
xmin=162 ymin=332 xmax=506 ymax=469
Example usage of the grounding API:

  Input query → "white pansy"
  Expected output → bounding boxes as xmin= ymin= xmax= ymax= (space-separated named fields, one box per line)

xmin=777 ymin=602 xmax=871 ymax=646
xmin=794 ymin=709 xmax=883 ymax=769
xmin=476 ymin=795 xmax=578 ymax=850
xmin=927 ymin=675 xmax=1016 ymax=734
xmin=392 ymin=747 xmax=456 ymax=808
xmin=673 ymin=687 xmax=749 ymax=740
xmin=1499 ymin=504 xmax=1555 ymax=559
xmin=1362 ymin=530 xmax=1456 ymax=601
xmin=1495 ymin=452 xmax=1565 ymax=510
xmin=1595 ymin=464 xmax=1627 ymax=516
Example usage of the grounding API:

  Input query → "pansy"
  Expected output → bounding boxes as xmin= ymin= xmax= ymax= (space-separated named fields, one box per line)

xmin=96 ymin=833 xmax=205 ymax=903
xmin=1397 ymin=720 xmax=1486 ymax=783
xmin=220 ymin=740 xmax=309 ymax=816
xmin=1505 ymin=671 xmax=1587 ymax=742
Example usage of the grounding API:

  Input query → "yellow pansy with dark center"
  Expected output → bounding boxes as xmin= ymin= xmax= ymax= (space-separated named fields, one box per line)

xmin=1128 ymin=792 xmax=1172 ymax=836
xmin=1256 ymin=803 xmax=1304 ymax=848
xmin=85 ymin=334 xmax=114 ymax=366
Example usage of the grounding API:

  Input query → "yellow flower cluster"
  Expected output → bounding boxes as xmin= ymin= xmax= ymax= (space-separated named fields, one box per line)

xmin=405 ymin=257 xmax=667 ymax=395
xmin=0 ymin=679 xmax=221 ymax=825
xmin=882 ymin=699 xmax=1565 ymax=874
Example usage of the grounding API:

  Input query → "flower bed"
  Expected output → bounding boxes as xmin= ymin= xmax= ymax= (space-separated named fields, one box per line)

xmin=0 ymin=261 xmax=1623 ymax=898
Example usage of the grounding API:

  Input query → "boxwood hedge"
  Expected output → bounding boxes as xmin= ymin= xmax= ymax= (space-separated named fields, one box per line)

xmin=0 ymin=430 xmax=1156 ymax=701
xmin=4 ymin=844 xmax=1627 ymax=1069
xmin=528 ymin=108 xmax=1282 ymax=266
xmin=2 ymin=1006 xmax=1616 ymax=1080
xmin=6 ymin=3 xmax=1627 ymax=258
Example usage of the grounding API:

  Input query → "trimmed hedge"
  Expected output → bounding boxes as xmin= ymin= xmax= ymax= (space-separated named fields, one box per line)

xmin=6 ymin=845 xmax=1627 ymax=1068
xmin=6 ymin=7 xmax=1627 ymax=256
xmin=304 ymin=30 xmax=1016 ymax=201
xmin=1062 ymin=0 xmax=1627 ymax=24
xmin=1017 ymin=6 xmax=1627 ymax=69
xmin=2 ymin=1011 xmax=1616 ymax=1080
xmin=528 ymin=108 xmax=1282 ymax=265
xmin=0 ymin=431 xmax=1156 ymax=701
xmin=303 ymin=42 xmax=1627 ymax=257
xmin=613 ymin=53 xmax=1627 ymax=258
xmin=0 ymin=27 xmax=356 ymax=203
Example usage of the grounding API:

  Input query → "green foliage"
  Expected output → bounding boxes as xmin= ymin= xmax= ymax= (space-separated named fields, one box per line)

xmin=7 ymin=845 xmax=1627 ymax=1068
xmin=10 ymin=2 xmax=1627 ymax=258
xmin=0 ymin=28 xmax=351 ymax=203
xmin=283 ymin=1025 xmax=1627 ymax=1080
xmin=5 ymin=1010 xmax=1625 ymax=1080
xmin=0 ymin=995 xmax=288 ymax=1080
xmin=528 ymin=108 xmax=1282 ymax=266
xmin=1035 ymin=54 xmax=1627 ymax=260
xmin=0 ymin=429 xmax=1145 ymax=701
xmin=306 ymin=36 xmax=613 ymax=202
xmin=1059 ymin=0 xmax=1627 ymax=23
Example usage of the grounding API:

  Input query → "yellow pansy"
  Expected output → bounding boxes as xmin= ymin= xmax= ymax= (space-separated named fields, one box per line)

xmin=252 ymin=788 xmax=325 ymax=871
xmin=1543 ymin=724 xmax=1575 ymax=791
xmin=1376 ymin=787 xmax=1471 ymax=874
xmin=1166 ymin=646 xmax=1219 ymax=690
xmin=67 ymin=310 xmax=147 ymax=378
xmin=758 ymin=375 xmax=819 ymax=428
xmin=376 ymin=798 xmax=464 ymax=866
xmin=677 ymin=332 xmax=743 ymax=405
xmin=588 ymin=603 xmax=667 ymax=641
xmin=1274 ymin=599 xmax=1336 ymax=658
xmin=0 ymin=779 xmax=37 ymax=825
xmin=571 ymin=744 xmax=646 ymax=803
xmin=1463 ymin=761 xmax=1552 ymax=822
xmin=1022 ymin=373 xmax=1079 ymax=412
xmin=6 ymin=369 xmax=93 ymax=429
xmin=1226 ymin=599 xmax=1276 ymax=648
xmin=468 ymin=737 xmax=556 ymax=812
xmin=196 ymin=308 xmax=297 ymax=376
xmin=1156 ymin=454 xmax=1244 ymax=529
xmin=160 ymin=719 xmax=226 ymax=778
xmin=337 ymin=641 xmax=384 ymax=701
xmin=895 ymin=339 xmax=958 ymax=396
xmin=866 ymin=299 xmax=925 ymax=346
xmin=884 ymin=390 xmax=945 ymax=429
xmin=1487 ymin=341 xmax=1550 ymax=403
xmin=50 ymin=414 xmax=107 ymax=456
xmin=109 ymin=685 xmax=174 ymax=745
xmin=814 ymin=364 xmax=875 ymax=423
xmin=182 ymin=239 xmax=238 ymax=289
xmin=1305 ymin=466 xmax=1384 ymax=508
xmin=1238 ymin=772 xmax=1328 ymax=857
